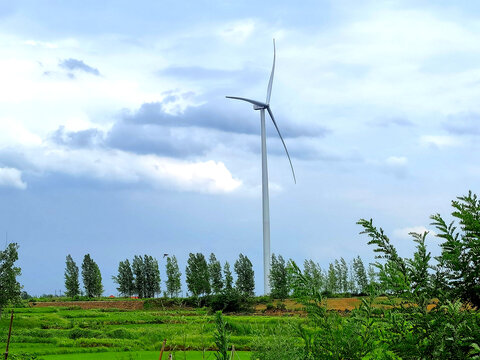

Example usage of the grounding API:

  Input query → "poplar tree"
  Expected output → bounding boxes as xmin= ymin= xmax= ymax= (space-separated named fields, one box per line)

xmin=353 ymin=256 xmax=368 ymax=293
xmin=64 ymin=254 xmax=80 ymax=297
xmin=0 ymin=243 xmax=21 ymax=315
xmin=113 ymin=259 xmax=134 ymax=297
xmin=340 ymin=257 xmax=349 ymax=293
xmin=208 ymin=253 xmax=223 ymax=294
xmin=166 ymin=255 xmax=182 ymax=297
xmin=334 ymin=259 xmax=343 ymax=293
xmin=326 ymin=263 xmax=337 ymax=293
xmin=144 ymin=255 xmax=160 ymax=298
xmin=269 ymin=254 xmax=289 ymax=299
xmin=303 ymin=259 xmax=325 ymax=292
xmin=81 ymin=254 xmax=103 ymax=298
xmin=223 ymin=261 xmax=233 ymax=291
xmin=132 ymin=255 xmax=145 ymax=298
xmin=234 ymin=254 xmax=255 ymax=296
xmin=185 ymin=253 xmax=210 ymax=297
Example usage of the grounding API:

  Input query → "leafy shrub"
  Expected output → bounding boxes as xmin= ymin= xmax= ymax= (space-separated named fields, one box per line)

xmin=255 ymin=295 xmax=270 ymax=304
xmin=206 ymin=289 xmax=253 ymax=313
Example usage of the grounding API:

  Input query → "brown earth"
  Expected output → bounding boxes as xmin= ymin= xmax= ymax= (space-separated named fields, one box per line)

xmin=254 ymin=297 xmax=362 ymax=315
xmin=30 ymin=297 xmax=437 ymax=313
xmin=30 ymin=300 xmax=144 ymax=310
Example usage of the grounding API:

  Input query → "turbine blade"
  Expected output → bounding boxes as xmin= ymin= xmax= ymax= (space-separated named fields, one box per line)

xmin=266 ymin=106 xmax=296 ymax=184
xmin=226 ymin=96 xmax=267 ymax=108
xmin=266 ymin=39 xmax=276 ymax=105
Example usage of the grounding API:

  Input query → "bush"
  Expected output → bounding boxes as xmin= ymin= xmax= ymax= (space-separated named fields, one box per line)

xmin=206 ymin=289 xmax=253 ymax=313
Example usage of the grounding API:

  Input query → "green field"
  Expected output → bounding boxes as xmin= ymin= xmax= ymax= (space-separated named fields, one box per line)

xmin=0 ymin=304 xmax=301 ymax=359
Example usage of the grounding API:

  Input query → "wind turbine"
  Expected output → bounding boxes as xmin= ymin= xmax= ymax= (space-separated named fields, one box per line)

xmin=226 ymin=39 xmax=296 ymax=294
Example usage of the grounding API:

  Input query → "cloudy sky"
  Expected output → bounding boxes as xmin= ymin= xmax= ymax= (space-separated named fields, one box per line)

xmin=1 ymin=0 xmax=479 ymax=295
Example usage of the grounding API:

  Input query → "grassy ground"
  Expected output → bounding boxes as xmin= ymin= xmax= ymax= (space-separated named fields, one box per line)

xmin=0 ymin=304 xmax=301 ymax=359
xmin=41 ymin=350 xmax=251 ymax=359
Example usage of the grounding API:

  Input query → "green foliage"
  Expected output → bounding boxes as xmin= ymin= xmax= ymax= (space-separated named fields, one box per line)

xmin=207 ymin=289 xmax=252 ymax=313
xmin=300 ymin=260 xmax=324 ymax=297
xmin=81 ymin=254 xmax=103 ymax=298
xmin=0 ymin=242 xmax=21 ymax=313
xmin=326 ymin=263 xmax=337 ymax=294
xmin=234 ymin=254 xmax=254 ymax=297
xmin=430 ymin=191 xmax=480 ymax=308
xmin=144 ymin=255 xmax=161 ymax=298
xmin=357 ymin=218 xmax=433 ymax=306
xmin=269 ymin=254 xmax=289 ymax=300
xmin=166 ymin=255 xmax=182 ymax=298
xmin=289 ymin=261 xmax=394 ymax=360
xmin=251 ymin=324 xmax=303 ymax=360
xmin=131 ymin=255 xmax=161 ymax=298
xmin=213 ymin=311 xmax=230 ymax=360
xmin=64 ymin=255 xmax=80 ymax=298
xmin=186 ymin=253 xmax=211 ymax=297
xmin=113 ymin=259 xmax=134 ymax=297
xmin=338 ymin=258 xmax=349 ymax=293
xmin=209 ymin=253 xmax=224 ymax=294
xmin=353 ymin=256 xmax=368 ymax=294
xmin=223 ymin=261 xmax=233 ymax=291
xmin=132 ymin=255 xmax=145 ymax=298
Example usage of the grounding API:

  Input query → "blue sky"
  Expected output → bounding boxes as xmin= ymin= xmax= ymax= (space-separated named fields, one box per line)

xmin=1 ymin=0 xmax=480 ymax=295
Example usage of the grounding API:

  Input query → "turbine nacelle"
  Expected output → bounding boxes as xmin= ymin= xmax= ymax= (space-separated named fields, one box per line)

xmin=253 ymin=104 xmax=267 ymax=111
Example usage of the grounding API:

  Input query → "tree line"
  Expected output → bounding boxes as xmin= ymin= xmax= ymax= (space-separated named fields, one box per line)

xmin=64 ymin=250 xmax=373 ymax=299
xmin=63 ymin=252 xmax=257 ymax=299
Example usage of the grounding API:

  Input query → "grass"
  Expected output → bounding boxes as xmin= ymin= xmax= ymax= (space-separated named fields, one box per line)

xmin=0 ymin=304 xmax=302 ymax=359
xmin=41 ymin=350 xmax=251 ymax=359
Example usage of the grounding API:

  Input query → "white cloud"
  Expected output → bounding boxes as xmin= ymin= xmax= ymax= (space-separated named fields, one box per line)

xmin=0 ymin=167 xmax=27 ymax=189
xmin=15 ymin=145 xmax=241 ymax=194
xmin=0 ymin=118 xmax=42 ymax=147
xmin=24 ymin=40 xmax=58 ymax=49
xmin=420 ymin=135 xmax=462 ymax=148
xmin=392 ymin=226 xmax=435 ymax=240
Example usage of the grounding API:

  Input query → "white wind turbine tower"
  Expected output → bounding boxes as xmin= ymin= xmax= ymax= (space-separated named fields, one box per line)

xmin=226 ymin=39 xmax=296 ymax=294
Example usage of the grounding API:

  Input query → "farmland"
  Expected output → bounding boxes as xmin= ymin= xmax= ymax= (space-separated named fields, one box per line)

xmin=0 ymin=299 xmax=312 ymax=359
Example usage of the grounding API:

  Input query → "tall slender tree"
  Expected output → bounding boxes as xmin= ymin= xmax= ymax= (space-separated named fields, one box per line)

xmin=64 ymin=254 xmax=80 ymax=297
xmin=185 ymin=253 xmax=210 ymax=297
xmin=367 ymin=264 xmax=377 ymax=288
xmin=269 ymin=254 xmax=289 ymax=299
xmin=326 ymin=263 xmax=337 ymax=293
xmin=208 ymin=253 xmax=224 ymax=294
xmin=0 ymin=243 xmax=21 ymax=316
xmin=132 ymin=255 xmax=146 ymax=298
xmin=112 ymin=259 xmax=134 ymax=297
xmin=234 ymin=254 xmax=255 ymax=296
xmin=144 ymin=255 xmax=160 ymax=298
xmin=166 ymin=255 xmax=182 ymax=297
xmin=303 ymin=259 xmax=325 ymax=292
xmin=340 ymin=258 xmax=349 ymax=293
xmin=353 ymin=256 xmax=368 ymax=294
xmin=81 ymin=254 xmax=103 ymax=298
xmin=223 ymin=261 xmax=233 ymax=291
